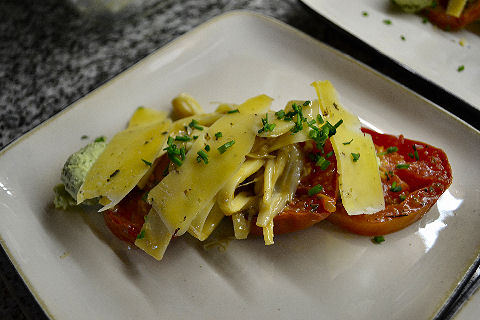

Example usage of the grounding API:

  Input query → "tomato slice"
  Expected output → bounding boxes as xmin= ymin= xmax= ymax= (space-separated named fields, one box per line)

xmin=250 ymin=140 xmax=339 ymax=235
xmin=424 ymin=0 xmax=480 ymax=30
xmin=103 ymin=155 xmax=170 ymax=244
xmin=326 ymin=128 xmax=452 ymax=236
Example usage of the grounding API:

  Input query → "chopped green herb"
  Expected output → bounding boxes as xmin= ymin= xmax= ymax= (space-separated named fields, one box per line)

xmin=372 ymin=235 xmax=385 ymax=244
xmin=179 ymin=146 xmax=186 ymax=160
xmin=326 ymin=151 xmax=334 ymax=158
xmin=218 ymin=140 xmax=235 ymax=154
xmin=414 ymin=150 xmax=419 ymax=160
xmin=343 ymin=139 xmax=353 ymax=145
xmin=401 ymin=35 xmax=406 ymax=41
xmin=95 ymin=136 xmax=105 ymax=143
xmin=196 ymin=150 xmax=209 ymax=164
xmin=390 ymin=181 xmax=402 ymax=192
xmin=275 ymin=110 xmax=285 ymax=119
xmin=399 ymin=194 xmax=407 ymax=201
xmin=387 ymin=146 xmax=398 ymax=154
xmin=188 ymin=119 xmax=204 ymax=131
xmin=422 ymin=17 xmax=429 ymax=23
xmin=258 ymin=113 xmax=276 ymax=134
xmin=227 ymin=109 xmax=240 ymax=114
xmin=142 ymin=191 xmax=150 ymax=202
xmin=457 ymin=64 xmax=464 ymax=72
xmin=136 ymin=230 xmax=146 ymax=240
xmin=351 ymin=153 xmax=360 ymax=162
xmin=333 ymin=119 xmax=343 ymax=128
xmin=204 ymin=145 xmax=211 ymax=152
xmin=362 ymin=11 xmax=369 ymax=17
xmin=383 ymin=19 xmax=392 ymax=25
xmin=308 ymin=184 xmax=323 ymax=196
xmin=142 ymin=159 xmax=152 ymax=167
xmin=303 ymin=100 xmax=311 ymax=106
xmin=81 ymin=135 xmax=89 ymax=140
xmin=215 ymin=132 xmax=222 ymax=140
xmin=193 ymin=135 xmax=199 ymax=140
xmin=316 ymin=114 xmax=324 ymax=124
xmin=396 ymin=163 xmax=410 ymax=169
xmin=163 ymin=137 xmax=183 ymax=166
xmin=175 ymin=135 xmax=191 ymax=142
xmin=316 ymin=156 xmax=330 ymax=170
xmin=408 ymin=152 xmax=414 ymax=158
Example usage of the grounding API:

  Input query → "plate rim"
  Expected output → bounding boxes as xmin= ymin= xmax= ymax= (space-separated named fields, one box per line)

xmin=1 ymin=9 xmax=479 ymax=320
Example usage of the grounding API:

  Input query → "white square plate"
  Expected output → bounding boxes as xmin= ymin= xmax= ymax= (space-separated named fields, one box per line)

xmin=301 ymin=0 xmax=480 ymax=110
xmin=1 ymin=11 xmax=479 ymax=320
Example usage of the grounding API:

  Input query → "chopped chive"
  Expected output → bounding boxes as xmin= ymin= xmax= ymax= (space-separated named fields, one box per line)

xmin=351 ymin=153 xmax=360 ymax=162
xmin=196 ymin=150 xmax=209 ymax=164
xmin=179 ymin=146 xmax=186 ymax=160
xmin=193 ymin=135 xmax=199 ymax=140
xmin=81 ymin=135 xmax=89 ymax=139
xmin=316 ymin=156 xmax=330 ymax=170
xmin=387 ymin=146 xmax=398 ymax=154
xmin=175 ymin=135 xmax=191 ymax=142
xmin=457 ymin=65 xmax=465 ymax=72
xmin=343 ymin=139 xmax=353 ymax=145
xmin=136 ymin=230 xmax=146 ymax=240
xmin=334 ymin=119 xmax=343 ymax=128
xmin=414 ymin=150 xmax=419 ymax=160
xmin=396 ymin=163 xmax=410 ymax=169
xmin=188 ymin=119 xmax=204 ymax=131
xmin=95 ymin=136 xmax=105 ymax=143
xmin=258 ymin=113 xmax=276 ymax=134
xmin=372 ymin=235 xmax=385 ymax=244
xmin=408 ymin=152 xmax=414 ymax=158
xmin=383 ymin=19 xmax=392 ymax=25
xmin=218 ymin=140 xmax=235 ymax=154
xmin=227 ymin=109 xmax=240 ymax=114
xmin=326 ymin=151 xmax=334 ymax=158
xmin=215 ymin=132 xmax=222 ymax=140
xmin=170 ymin=155 xmax=183 ymax=166
xmin=142 ymin=159 xmax=152 ymax=167
xmin=204 ymin=145 xmax=211 ymax=152
xmin=362 ymin=11 xmax=368 ymax=17
xmin=275 ymin=110 xmax=285 ymax=119
xmin=316 ymin=114 xmax=324 ymax=124
xmin=303 ymin=100 xmax=311 ymax=106
xmin=399 ymin=194 xmax=407 ymax=201
xmin=308 ymin=184 xmax=323 ymax=196
xmin=390 ymin=181 xmax=402 ymax=192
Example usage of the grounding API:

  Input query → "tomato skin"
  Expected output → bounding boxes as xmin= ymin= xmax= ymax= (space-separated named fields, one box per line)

xmin=327 ymin=128 xmax=452 ymax=236
xmin=103 ymin=155 xmax=169 ymax=244
xmin=424 ymin=0 xmax=480 ymax=30
xmin=104 ymin=188 xmax=150 ymax=244
xmin=250 ymin=140 xmax=338 ymax=235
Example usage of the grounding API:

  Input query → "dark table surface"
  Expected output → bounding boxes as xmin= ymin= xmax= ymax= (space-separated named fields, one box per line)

xmin=1 ymin=0 xmax=478 ymax=319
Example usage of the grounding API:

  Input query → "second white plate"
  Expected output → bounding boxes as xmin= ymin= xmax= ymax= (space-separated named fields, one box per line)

xmin=301 ymin=0 xmax=480 ymax=110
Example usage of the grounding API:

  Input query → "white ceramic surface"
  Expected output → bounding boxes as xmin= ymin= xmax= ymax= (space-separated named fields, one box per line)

xmin=1 ymin=11 xmax=479 ymax=320
xmin=301 ymin=0 xmax=480 ymax=110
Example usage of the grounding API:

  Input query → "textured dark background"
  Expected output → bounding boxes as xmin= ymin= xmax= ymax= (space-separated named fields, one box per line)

xmin=0 ymin=0 xmax=478 ymax=318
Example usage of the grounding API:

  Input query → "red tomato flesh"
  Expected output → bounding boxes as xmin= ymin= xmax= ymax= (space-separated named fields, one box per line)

xmin=424 ymin=0 xmax=480 ymax=30
xmin=327 ymin=128 xmax=452 ymax=236
xmin=250 ymin=140 xmax=338 ymax=235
